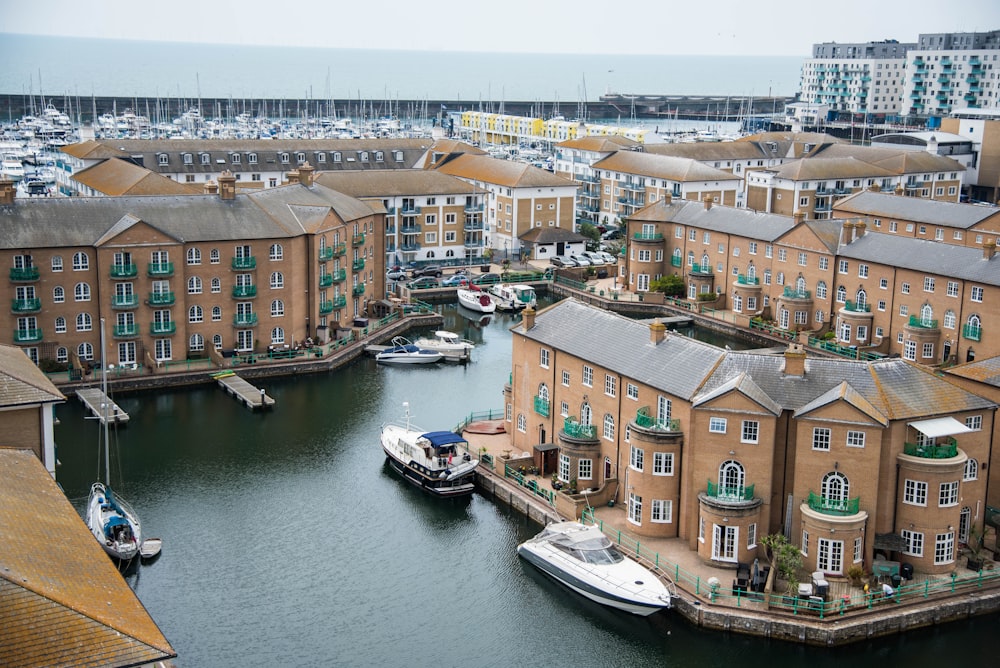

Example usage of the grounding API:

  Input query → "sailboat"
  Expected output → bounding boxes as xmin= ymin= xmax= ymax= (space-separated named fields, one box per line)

xmin=85 ymin=319 xmax=160 ymax=562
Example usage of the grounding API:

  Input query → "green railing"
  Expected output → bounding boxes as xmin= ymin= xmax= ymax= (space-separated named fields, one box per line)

xmin=9 ymin=267 xmax=40 ymax=281
xmin=783 ymin=286 xmax=811 ymax=299
xmin=748 ymin=319 xmax=796 ymax=341
xmin=904 ymin=439 xmax=958 ymax=459
xmin=332 ymin=295 xmax=347 ymax=308
xmin=807 ymin=491 xmax=860 ymax=515
xmin=843 ymin=300 xmax=870 ymax=312
xmin=232 ymin=285 xmax=257 ymax=298
xmin=504 ymin=462 xmax=556 ymax=506
xmin=330 ymin=268 xmax=347 ymax=283
xmin=352 ymin=283 xmax=366 ymax=296
xmin=689 ymin=263 xmax=712 ymax=274
xmin=352 ymin=258 xmax=365 ymax=272
xmin=706 ymin=480 xmax=755 ymax=501
xmin=147 ymin=262 xmax=174 ymax=277
xmin=634 ymin=406 xmax=680 ymax=432
xmin=962 ymin=324 xmax=981 ymax=341
xmin=112 ymin=324 xmax=140 ymax=338
xmin=319 ymin=300 xmax=335 ymax=314
xmin=11 ymin=298 xmax=41 ymax=312
xmin=110 ymin=264 xmax=138 ymax=278
xmin=670 ymin=255 xmax=682 ymax=267
xmin=632 ymin=232 xmax=663 ymax=241
xmin=554 ymin=275 xmax=588 ymax=291
xmin=112 ymin=294 xmax=139 ymax=309
xmin=150 ymin=321 xmax=177 ymax=335
xmin=162 ymin=358 xmax=213 ymax=372
xmin=148 ymin=291 xmax=175 ymax=305
xmin=907 ymin=315 xmax=938 ymax=329
xmin=318 ymin=246 xmax=334 ymax=261
xmin=331 ymin=242 xmax=347 ymax=257
xmin=736 ymin=275 xmax=759 ymax=286
xmin=231 ymin=256 xmax=256 ymax=270
xmin=806 ymin=336 xmax=883 ymax=361
xmin=533 ymin=395 xmax=550 ymax=417
xmin=13 ymin=328 xmax=43 ymax=343
xmin=319 ymin=273 xmax=334 ymax=288
xmin=352 ymin=233 xmax=366 ymax=246
xmin=563 ymin=416 xmax=597 ymax=440
xmin=233 ymin=313 xmax=259 ymax=326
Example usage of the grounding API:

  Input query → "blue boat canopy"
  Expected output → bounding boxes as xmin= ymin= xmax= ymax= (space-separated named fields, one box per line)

xmin=421 ymin=431 xmax=466 ymax=446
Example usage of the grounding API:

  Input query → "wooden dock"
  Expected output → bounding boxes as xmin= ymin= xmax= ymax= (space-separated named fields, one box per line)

xmin=213 ymin=372 xmax=275 ymax=410
xmin=76 ymin=388 xmax=130 ymax=425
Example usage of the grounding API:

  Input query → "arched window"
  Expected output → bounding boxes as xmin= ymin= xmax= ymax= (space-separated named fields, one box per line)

xmin=271 ymin=300 xmax=284 ymax=317
xmin=920 ymin=304 xmax=934 ymax=326
xmin=271 ymin=327 xmax=285 ymax=344
xmin=701 ymin=253 xmax=710 ymax=267
xmin=72 ymin=251 xmax=89 ymax=270
xmin=188 ymin=276 xmax=202 ymax=294
xmin=538 ymin=383 xmax=549 ymax=402
xmin=189 ymin=305 xmax=204 ymax=323
xmin=718 ymin=460 xmax=745 ymax=498
xmin=269 ymin=243 xmax=283 ymax=261
xmin=189 ymin=333 xmax=205 ymax=351
xmin=964 ymin=458 xmax=978 ymax=481
xmin=53 ymin=286 xmax=65 ymax=303
xmin=270 ymin=272 xmax=284 ymax=289
xmin=822 ymin=471 xmax=850 ymax=505
xmin=673 ymin=248 xmax=682 ymax=263
xmin=74 ymin=282 xmax=91 ymax=301
xmin=797 ymin=275 xmax=807 ymax=293
xmin=213 ymin=334 xmax=223 ymax=349
xmin=427 ymin=251 xmax=436 ymax=258
xmin=855 ymin=289 xmax=867 ymax=308
xmin=187 ymin=248 xmax=202 ymax=265
xmin=210 ymin=248 xmax=220 ymax=264
xmin=836 ymin=285 xmax=847 ymax=303
xmin=77 ymin=342 xmax=94 ymax=360
xmin=54 ymin=316 xmax=67 ymax=333
xmin=75 ymin=313 xmax=92 ymax=331
xmin=580 ymin=402 xmax=592 ymax=426
xmin=966 ymin=314 xmax=981 ymax=337
xmin=211 ymin=277 xmax=221 ymax=293
xmin=816 ymin=280 xmax=827 ymax=299
xmin=56 ymin=347 xmax=68 ymax=363
xmin=212 ymin=306 xmax=222 ymax=321
xmin=445 ymin=249 xmax=455 ymax=257
xmin=747 ymin=263 xmax=756 ymax=280
xmin=603 ymin=414 xmax=615 ymax=440
xmin=51 ymin=255 xmax=63 ymax=272
xmin=319 ymin=236 xmax=327 ymax=252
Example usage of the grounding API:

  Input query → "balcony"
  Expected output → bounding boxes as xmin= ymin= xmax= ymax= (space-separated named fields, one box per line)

xmin=352 ymin=233 xmax=366 ymax=247
xmin=352 ymin=259 xmax=365 ymax=272
xmin=533 ymin=395 xmax=550 ymax=417
xmin=232 ymin=285 xmax=257 ymax=298
xmin=904 ymin=181 xmax=924 ymax=190
xmin=706 ymin=480 xmax=755 ymax=502
xmin=962 ymin=323 xmax=982 ymax=341
xmin=904 ymin=439 xmax=958 ymax=459
xmin=399 ymin=205 xmax=421 ymax=215
xmin=807 ymin=491 xmax=860 ymax=516
xmin=13 ymin=328 xmax=43 ymax=344
xmin=907 ymin=315 xmax=938 ymax=329
xmin=147 ymin=262 xmax=174 ymax=277
xmin=149 ymin=321 xmax=176 ymax=335
xmin=319 ymin=273 xmax=334 ymax=288
xmin=634 ymin=406 xmax=680 ymax=432
xmin=401 ymin=243 xmax=421 ymax=252
xmin=318 ymin=247 xmax=334 ymax=261
xmin=231 ymin=256 xmax=256 ymax=270
xmin=331 ymin=295 xmax=347 ymax=308
xmin=843 ymin=300 xmax=870 ymax=313
xmin=782 ymin=286 xmax=811 ymax=300
xmin=464 ymin=220 xmax=485 ymax=231
xmin=464 ymin=203 xmax=484 ymax=214
xmin=736 ymin=275 xmax=760 ymax=286
xmin=112 ymin=324 xmax=140 ymax=338
xmin=111 ymin=294 xmax=140 ymax=309
xmin=689 ymin=263 xmax=713 ymax=275
xmin=632 ymin=232 xmax=664 ymax=241
xmin=670 ymin=255 xmax=682 ymax=267
xmin=10 ymin=267 xmax=40 ymax=282
xmin=562 ymin=416 xmax=597 ymax=440
xmin=319 ymin=300 xmax=335 ymax=314
xmin=147 ymin=291 xmax=175 ymax=306
xmin=400 ymin=223 xmax=421 ymax=234
xmin=11 ymin=298 xmax=41 ymax=313
xmin=110 ymin=263 xmax=138 ymax=279
xmin=330 ymin=242 xmax=347 ymax=257
xmin=233 ymin=313 xmax=258 ymax=327
xmin=330 ymin=268 xmax=347 ymax=283
xmin=352 ymin=283 xmax=366 ymax=296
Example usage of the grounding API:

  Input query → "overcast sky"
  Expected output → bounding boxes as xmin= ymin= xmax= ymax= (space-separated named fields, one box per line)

xmin=3 ymin=0 xmax=999 ymax=56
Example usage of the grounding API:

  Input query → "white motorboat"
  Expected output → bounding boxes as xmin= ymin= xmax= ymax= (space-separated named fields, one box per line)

xmin=457 ymin=285 xmax=496 ymax=313
xmin=517 ymin=521 xmax=671 ymax=616
xmin=488 ymin=284 xmax=537 ymax=311
xmin=1 ymin=157 xmax=25 ymax=182
xmin=375 ymin=336 xmax=444 ymax=364
xmin=380 ymin=402 xmax=479 ymax=497
xmin=411 ymin=330 xmax=475 ymax=362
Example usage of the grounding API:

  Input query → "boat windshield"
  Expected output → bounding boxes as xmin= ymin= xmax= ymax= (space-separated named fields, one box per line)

xmin=553 ymin=536 xmax=625 ymax=565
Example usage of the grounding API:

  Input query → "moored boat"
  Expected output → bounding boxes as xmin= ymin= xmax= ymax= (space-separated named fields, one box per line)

xmin=517 ymin=521 xmax=671 ymax=616
xmin=380 ymin=402 xmax=479 ymax=497
xmin=488 ymin=283 xmax=537 ymax=311
xmin=411 ymin=330 xmax=475 ymax=362
xmin=375 ymin=336 xmax=444 ymax=364
xmin=457 ymin=285 xmax=496 ymax=313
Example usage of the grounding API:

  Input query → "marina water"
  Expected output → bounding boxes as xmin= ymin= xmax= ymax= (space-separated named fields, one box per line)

xmin=53 ymin=304 xmax=997 ymax=666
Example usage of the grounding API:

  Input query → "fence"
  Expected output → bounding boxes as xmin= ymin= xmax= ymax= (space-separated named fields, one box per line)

xmin=504 ymin=462 xmax=557 ymax=506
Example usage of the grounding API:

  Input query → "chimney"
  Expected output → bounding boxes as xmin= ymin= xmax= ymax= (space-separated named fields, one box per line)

xmin=286 ymin=169 xmax=300 ymax=185
xmin=868 ymin=182 xmax=881 ymax=192
xmin=984 ymin=239 xmax=997 ymax=260
xmin=703 ymin=193 xmax=713 ymax=211
xmin=793 ymin=210 xmax=805 ymax=225
xmin=299 ymin=161 xmax=315 ymax=187
xmin=782 ymin=342 xmax=807 ymax=377
xmin=203 ymin=180 xmax=219 ymax=195
xmin=522 ymin=306 xmax=536 ymax=330
xmin=649 ymin=319 xmax=667 ymax=345
xmin=855 ymin=221 xmax=867 ymax=238
xmin=218 ymin=170 xmax=236 ymax=201
xmin=0 ymin=176 xmax=15 ymax=205
xmin=663 ymin=192 xmax=672 ymax=205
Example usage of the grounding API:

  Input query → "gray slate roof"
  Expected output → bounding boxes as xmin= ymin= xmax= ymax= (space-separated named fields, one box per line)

xmin=0 ymin=344 xmax=65 ymax=407
xmin=630 ymin=199 xmax=796 ymax=242
xmin=837 ymin=231 xmax=1000 ymax=286
xmin=834 ymin=190 xmax=1000 ymax=229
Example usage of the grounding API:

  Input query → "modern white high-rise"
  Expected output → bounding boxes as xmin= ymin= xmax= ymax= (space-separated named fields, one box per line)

xmin=900 ymin=31 xmax=1000 ymax=117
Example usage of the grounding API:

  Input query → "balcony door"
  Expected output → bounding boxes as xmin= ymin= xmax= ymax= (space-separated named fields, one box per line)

xmin=712 ymin=524 xmax=738 ymax=563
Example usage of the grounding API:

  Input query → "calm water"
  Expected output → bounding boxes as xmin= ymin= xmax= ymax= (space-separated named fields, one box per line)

xmin=53 ymin=303 xmax=997 ymax=667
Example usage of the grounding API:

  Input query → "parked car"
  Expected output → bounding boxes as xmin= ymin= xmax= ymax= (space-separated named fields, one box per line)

xmin=406 ymin=276 xmax=439 ymax=290
xmin=440 ymin=274 xmax=469 ymax=287
xmin=582 ymin=251 xmax=605 ymax=266
xmin=410 ymin=264 xmax=443 ymax=278
xmin=549 ymin=256 xmax=569 ymax=268
xmin=601 ymin=229 xmax=623 ymax=241
xmin=596 ymin=268 xmax=609 ymax=279
xmin=471 ymin=272 xmax=501 ymax=286
xmin=597 ymin=251 xmax=617 ymax=264
xmin=386 ymin=267 xmax=407 ymax=281
xmin=570 ymin=255 xmax=592 ymax=267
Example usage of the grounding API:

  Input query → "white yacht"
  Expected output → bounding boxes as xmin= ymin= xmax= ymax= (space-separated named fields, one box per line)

xmin=411 ymin=330 xmax=475 ymax=362
xmin=518 ymin=521 xmax=671 ymax=616
xmin=457 ymin=285 xmax=496 ymax=313
xmin=488 ymin=284 xmax=536 ymax=311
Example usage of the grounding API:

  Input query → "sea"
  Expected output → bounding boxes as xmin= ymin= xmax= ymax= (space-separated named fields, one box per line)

xmin=0 ymin=33 xmax=802 ymax=105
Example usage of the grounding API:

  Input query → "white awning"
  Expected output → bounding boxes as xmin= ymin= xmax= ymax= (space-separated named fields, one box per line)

xmin=908 ymin=417 xmax=972 ymax=439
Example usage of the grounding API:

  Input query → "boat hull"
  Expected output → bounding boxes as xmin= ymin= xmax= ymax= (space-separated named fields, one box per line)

xmin=86 ymin=482 xmax=141 ymax=561
xmin=382 ymin=447 xmax=476 ymax=497
xmin=457 ymin=288 xmax=496 ymax=313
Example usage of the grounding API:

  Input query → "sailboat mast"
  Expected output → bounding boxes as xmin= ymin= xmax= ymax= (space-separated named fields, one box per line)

xmin=100 ymin=318 xmax=110 ymax=486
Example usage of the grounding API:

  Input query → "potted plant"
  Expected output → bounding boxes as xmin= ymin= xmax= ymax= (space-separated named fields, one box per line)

xmin=966 ymin=524 xmax=994 ymax=571
xmin=847 ymin=564 xmax=866 ymax=587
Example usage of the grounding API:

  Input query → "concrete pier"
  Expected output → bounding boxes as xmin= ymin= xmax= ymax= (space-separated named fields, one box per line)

xmin=214 ymin=373 xmax=275 ymax=410
xmin=76 ymin=388 xmax=130 ymax=425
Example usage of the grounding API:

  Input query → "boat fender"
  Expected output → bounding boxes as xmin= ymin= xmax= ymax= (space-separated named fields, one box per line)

xmin=106 ymin=541 xmax=113 ymax=547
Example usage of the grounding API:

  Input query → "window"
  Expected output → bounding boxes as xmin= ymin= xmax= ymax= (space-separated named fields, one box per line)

xmin=901 ymin=282 xmax=910 ymax=295
xmin=629 ymin=445 xmax=644 ymax=471
xmin=51 ymin=256 xmax=63 ymax=272
xmin=709 ymin=417 xmax=727 ymax=433
xmin=817 ymin=538 xmax=844 ymax=575
xmin=651 ymin=500 xmax=672 ymax=523
xmin=628 ymin=492 xmax=642 ymax=525
xmin=540 ymin=348 xmax=549 ymax=368
xmin=971 ymin=286 xmax=983 ymax=303
xmin=77 ymin=342 xmax=94 ymax=360
xmin=802 ymin=529 xmax=809 ymax=556
xmin=653 ymin=452 xmax=673 ymax=476
xmin=741 ymin=420 xmax=759 ymax=443
xmin=934 ymin=532 xmax=955 ymax=565
xmin=210 ymin=249 xmax=220 ymax=264
xmin=858 ymin=264 xmax=869 ymax=278
xmin=947 ymin=281 xmax=959 ymax=297
xmin=965 ymin=415 xmax=982 ymax=431
xmin=212 ymin=306 xmax=222 ymax=321
xmin=187 ymin=248 xmax=201 ymax=265
xmin=604 ymin=374 xmax=616 ymax=397
xmin=603 ymin=414 xmax=615 ymax=441
xmin=578 ymin=459 xmax=592 ymax=480
xmin=561 ymin=370 xmax=570 ymax=386
xmin=964 ymin=458 xmax=978 ymax=482
xmin=269 ymin=244 xmax=283 ymax=261
xmin=72 ymin=252 xmax=89 ymax=270
xmin=582 ymin=365 xmax=593 ymax=387
xmin=517 ymin=413 xmax=526 ymax=433
xmin=813 ymin=427 xmax=831 ymax=451
xmin=902 ymin=529 xmax=924 ymax=557
xmin=268 ymin=271 xmax=284 ymax=289
xmin=818 ymin=256 xmax=829 ymax=271
xmin=903 ymin=479 xmax=928 ymax=506
xmin=188 ymin=276 xmax=202 ymax=294
xmin=75 ymin=313 xmax=92 ymax=331
xmin=626 ymin=383 xmax=638 ymax=400
xmin=923 ymin=277 xmax=935 ymax=293
xmin=54 ymin=316 xmax=66 ymax=333
xmin=74 ymin=282 xmax=91 ymax=301
xmin=838 ymin=259 xmax=848 ymax=274
xmin=188 ymin=305 xmax=203 ymax=323
xmin=270 ymin=327 xmax=285 ymax=345
xmin=846 ymin=430 xmax=865 ymax=448
xmin=52 ymin=286 xmax=64 ymax=303
xmin=939 ymin=481 xmax=959 ymax=507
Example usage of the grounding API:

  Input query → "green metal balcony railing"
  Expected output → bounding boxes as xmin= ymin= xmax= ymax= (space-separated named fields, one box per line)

xmin=232 ymin=285 xmax=257 ymax=298
xmin=904 ymin=439 xmax=958 ymax=459
xmin=318 ymin=246 xmax=334 ymax=261
xmin=11 ymin=298 xmax=41 ymax=313
xmin=352 ymin=233 xmax=366 ymax=247
xmin=562 ymin=417 xmax=597 ymax=440
xmin=319 ymin=300 xmax=335 ymax=314
xmin=907 ymin=315 xmax=938 ymax=329
xmin=352 ymin=259 xmax=365 ymax=272
xmin=670 ymin=255 xmax=682 ymax=267
xmin=706 ymin=480 xmax=755 ymax=502
xmin=319 ymin=273 xmax=334 ymax=288
xmin=233 ymin=313 xmax=258 ymax=326
xmin=9 ymin=267 xmax=40 ymax=282
xmin=110 ymin=263 xmax=138 ymax=278
xmin=330 ymin=242 xmax=347 ymax=257
xmin=634 ymin=406 xmax=681 ymax=432
xmin=962 ymin=323 xmax=982 ymax=341
xmin=331 ymin=295 xmax=347 ymax=308
xmin=352 ymin=283 xmax=366 ymax=296
xmin=400 ymin=223 xmax=422 ymax=234
xmin=843 ymin=300 xmax=871 ymax=313
xmin=330 ymin=268 xmax=347 ymax=283
xmin=112 ymin=323 xmax=140 ymax=338
xmin=150 ymin=321 xmax=176 ymax=335
xmin=807 ymin=491 xmax=860 ymax=516
xmin=632 ymin=232 xmax=664 ymax=241
xmin=231 ymin=256 xmax=257 ymax=270
xmin=111 ymin=294 xmax=140 ymax=309
xmin=736 ymin=275 xmax=759 ymax=286
xmin=147 ymin=262 xmax=174 ymax=277
xmin=13 ymin=328 xmax=43 ymax=343
xmin=533 ymin=395 xmax=550 ymax=417
xmin=689 ymin=263 xmax=713 ymax=274
xmin=147 ymin=291 xmax=175 ymax=305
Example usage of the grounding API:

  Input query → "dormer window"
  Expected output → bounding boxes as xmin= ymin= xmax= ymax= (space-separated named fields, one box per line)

xmin=359 ymin=151 xmax=369 ymax=162
xmin=158 ymin=153 xmax=169 ymax=166
xmin=296 ymin=152 xmax=306 ymax=164
xmin=394 ymin=150 xmax=404 ymax=162
xmin=375 ymin=151 xmax=384 ymax=162
xmin=316 ymin=153 xmax=326 ymax=163
xmin=332 ymin=152 xmax=342 ymax=162
xmin=247 ymin=153 xmax=258 ymax=164
xmin=279 ymin=153 xmax=290 ymax=164
xmin=183 ymin=153 xmax=193 ymax=165
xmin=200 ymin=153 xmax=211 ymax=165
xmin=231 ymin=153 xmax=241 ymax=164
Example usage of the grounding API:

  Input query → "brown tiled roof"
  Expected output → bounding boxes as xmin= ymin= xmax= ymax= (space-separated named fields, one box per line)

xmin=556 ymin=136 xmax=639 ymax=151
xmin=592 ymin=152 xmax=740 ymax=183
xmin=73 ymin=159 xmax=201 ymax=196
xmin=814 ymin=144 xmax=965 ymax=173
xmin=313 ymin=169 xmax=477 ymax=197
xmin=60 ymin=141 xmax=131 ymax=160
xmin=431 ymin=154 xmax=576 ymax=188
xmin=0 ymin=344 xmax=65 ymax=407
xmin=771 ymin=156 xmax=896 ymax=180
xmin=643 ymin=142 xmax=766 ymax=160
xmin=0 ymin=451 xmax=176 ymax=667
xmin=944 ymin=355 xmax=1000 ymax=389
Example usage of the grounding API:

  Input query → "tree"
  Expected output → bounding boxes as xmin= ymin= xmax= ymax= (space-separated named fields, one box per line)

xmin=578 ymin=222 xmax=601 ymax=250
xmin=760 ymin=533 xmax=803 ymax=594
xmin=650 ymin=274 xmax=685 ymax=296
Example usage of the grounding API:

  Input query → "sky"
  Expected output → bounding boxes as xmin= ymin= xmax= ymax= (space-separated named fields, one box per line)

xmin=3 ymin=0 xmax=1000 ymax=56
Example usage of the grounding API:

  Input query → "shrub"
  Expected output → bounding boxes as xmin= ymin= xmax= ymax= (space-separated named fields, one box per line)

xmin=696 ymin=292 xmax=716 ymax=302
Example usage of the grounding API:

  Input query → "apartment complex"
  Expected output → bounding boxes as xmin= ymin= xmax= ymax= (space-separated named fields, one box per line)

xmin=509 ymin=299 xmax=996 ymax=575
xmin=0 ymin=169 xmax=382 ymax=370
xmin=800 ymin=40 xmax=914 ymax=119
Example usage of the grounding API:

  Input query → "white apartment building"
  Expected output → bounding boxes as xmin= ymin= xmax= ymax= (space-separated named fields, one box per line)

xmin=799 ymin=40 xmax=913 ymax=120
xmin=901 ymin=49 xmax=1000 ymax=117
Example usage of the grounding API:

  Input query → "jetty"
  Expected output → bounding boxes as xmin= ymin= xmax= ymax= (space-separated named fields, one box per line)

xmin=76 ymin=388 xmax=129 ymax=425
xmin=212 ymin=371 xmax=275 ymax=410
